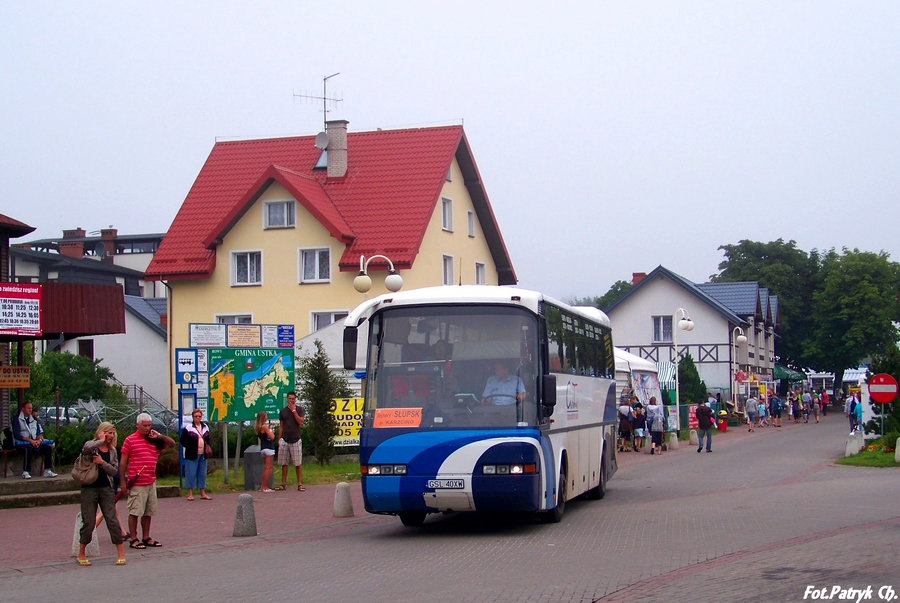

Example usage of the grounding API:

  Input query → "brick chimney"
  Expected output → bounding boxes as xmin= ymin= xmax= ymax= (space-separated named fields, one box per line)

xmin=59 ymin=241 xmax=84 ymax=258
xmin=62 ymin=228 xmax=86 ymax=239
xmin=326 ymin=119 xmax=348 ymax=179
xmin=159 ymin=313 xmax=168 ymax=329
xmin=100 ymin=228 xmax=117 ymax=263
xmin=632 ymin=272 xmax=647 ymax=285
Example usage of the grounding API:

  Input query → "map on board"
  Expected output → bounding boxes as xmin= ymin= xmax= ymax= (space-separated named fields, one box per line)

xmin=207 ymin=348 xmax=294 ymax=422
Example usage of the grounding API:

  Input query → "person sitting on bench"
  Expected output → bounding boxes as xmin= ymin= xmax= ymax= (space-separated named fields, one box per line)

xmin=13 ymin=401 xmax=58 ymax=479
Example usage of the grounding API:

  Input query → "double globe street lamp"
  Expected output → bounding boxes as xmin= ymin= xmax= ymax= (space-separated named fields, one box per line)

xmin=353 ymin=254 xmax=404 ymax=295
xmin=731 ymin=326 xmax=748 ymax=412
xmin=672 ymin=308 xmax=695 ymax=435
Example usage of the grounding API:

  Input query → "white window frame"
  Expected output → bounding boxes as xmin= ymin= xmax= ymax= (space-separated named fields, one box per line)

xmin=652 ymin=315 xmax=673 ymax=343
xmin=442 ymin=255 xmax=454 ymax=286
xmin=216 ymin=314 xmax=253 ymax=324
xmin=298 ymin=247 xmax=331 ymax=284
xmin=467 ymin=211 xmax=475 ymax=237
xmin=446 ymin=166 xmax=452 ymax=181
xmin=231 ymin=250 xmax=262 ymax=286
xmin=475 ymin=262 xmax=486 ymax=285
xmin=441 ymin=197 xmax=453 ymax=232
xmin=310 ymin=310 xmax=349 ymax=333
xmin=263 ymin=199 xmax=296 ymax=229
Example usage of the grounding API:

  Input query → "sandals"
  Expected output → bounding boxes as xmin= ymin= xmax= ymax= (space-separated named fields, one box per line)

xmin=129 ymin=539 xmax=146 ymax=549
xmin=77 ymin=558 xmax=91 ymax=566
xmin=142 ymin=538 xmax=162 ymax=548
xmin=274 ymin=484 xmax=286 ymax=491
xmin=116 ymin=558 xmax=127 ymax=565
xmin=200 ymin=495 xmax=212 ymax=500
xmin=186 ymin=496 xmax=195 ymax=501
xmin=298 ymin=485 xmax=306 ymax=491
xmin=260 ymin=488 xmax=274 ymax=493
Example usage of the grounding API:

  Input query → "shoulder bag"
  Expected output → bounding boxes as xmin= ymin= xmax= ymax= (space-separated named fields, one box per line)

xmin=71 ymin=451 xmax=99 ymax=485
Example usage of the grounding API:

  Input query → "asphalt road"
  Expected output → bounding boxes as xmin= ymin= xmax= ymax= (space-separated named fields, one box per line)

xmin=2 ymin=414 xmax=897 ymax=603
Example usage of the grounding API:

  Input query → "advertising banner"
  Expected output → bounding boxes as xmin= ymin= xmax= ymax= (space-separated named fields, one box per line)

xmin=330 ymin=397 xmax=364 ymax=446
xmin=207 ymin=348 xmax=294 ymax=422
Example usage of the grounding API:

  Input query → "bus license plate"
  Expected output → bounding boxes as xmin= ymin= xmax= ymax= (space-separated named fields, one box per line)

xmin=427 ymin=479 xmax=464 ymax=489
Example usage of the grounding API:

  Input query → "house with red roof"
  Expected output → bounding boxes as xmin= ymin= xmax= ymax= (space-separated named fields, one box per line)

xmin=147 ymin=120 xmax=517 ymax=404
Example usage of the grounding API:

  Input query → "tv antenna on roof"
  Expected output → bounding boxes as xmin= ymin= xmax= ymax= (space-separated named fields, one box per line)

xmin=294 ymin=72 xmax=343 ymax=132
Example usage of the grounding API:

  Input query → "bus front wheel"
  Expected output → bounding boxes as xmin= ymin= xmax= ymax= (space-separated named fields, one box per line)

xmin=399 ymin=512 xmax=426 ymax=527
xmin=541 ymin=471 xmax=566 ymax=523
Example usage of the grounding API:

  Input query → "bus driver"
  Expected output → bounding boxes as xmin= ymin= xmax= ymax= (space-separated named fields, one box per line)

xmin=482 ymin=362 xmax=526 ymax=406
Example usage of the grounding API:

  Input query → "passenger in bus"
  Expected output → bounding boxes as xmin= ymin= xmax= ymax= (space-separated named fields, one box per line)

xmin=481 ymin=362 xmax=526 ymax=406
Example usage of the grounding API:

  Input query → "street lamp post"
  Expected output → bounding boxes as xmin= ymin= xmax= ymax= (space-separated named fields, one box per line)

xmin=731 ymin=326 xmax=748 ymax=412
xmin=672 ymin=308 xmax=695 ymax=435
xmin=353 ymin=254 xmax=403 ymax=296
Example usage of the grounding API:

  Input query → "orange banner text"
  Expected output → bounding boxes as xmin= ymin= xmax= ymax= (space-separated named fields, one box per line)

xmin=372 ymin=407 xmax=422 ymax=428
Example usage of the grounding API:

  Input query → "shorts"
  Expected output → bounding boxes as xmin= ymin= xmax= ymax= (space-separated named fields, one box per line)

xmin=260 ymin=448 xmax=275 ymax=457
xmin=747 ymin=412 xmax=757 ymax=423
xmin=651 ymin=431 xmax=663 ymax=446
xmin=126 ymin=484 xmax=158 ymax=517
xmin=633 ymin=428 xmax=645 ymax=438
xmin=772 ymin=409 xmax=782 ymax=419
xmin=277 ymin=438 xmax=302 ymax=466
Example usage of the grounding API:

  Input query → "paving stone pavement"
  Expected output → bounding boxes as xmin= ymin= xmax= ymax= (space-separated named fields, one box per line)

xmin=1 ymin=414 xmax=897 ymax=603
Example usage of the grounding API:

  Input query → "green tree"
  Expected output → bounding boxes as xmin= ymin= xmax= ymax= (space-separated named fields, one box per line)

xmin=297 ymin=340 xmax=353 ymax=465
xmin=677 ymin=353 xmax=704 ymax=406
xmin=711 ymin=239 xmax=818 ymax=369
xmin=807 ymin=249 xmax=900 ymax=394
xmin=27 ymin=351 xmax=115 ymax=404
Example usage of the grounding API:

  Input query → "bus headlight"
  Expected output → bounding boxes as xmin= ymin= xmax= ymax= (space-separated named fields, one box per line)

xmin=362 ymin=464 xmax=407 ymax=476
xmin=482 ymin=463 xmax=537 ymax=475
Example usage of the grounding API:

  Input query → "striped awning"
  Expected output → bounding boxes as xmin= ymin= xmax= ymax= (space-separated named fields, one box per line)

xmin=657 ymin=361 xmax=676 ymax=388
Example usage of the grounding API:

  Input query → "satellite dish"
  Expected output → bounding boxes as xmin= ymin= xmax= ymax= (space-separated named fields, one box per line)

xmin=94 ymin=241 xmax=107 ymax=256
xmin=314 ymin=131 xmax=330 ymax=150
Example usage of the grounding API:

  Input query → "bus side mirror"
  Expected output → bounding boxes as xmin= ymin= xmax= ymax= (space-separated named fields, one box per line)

xmin=541 ymin=374 xmax=557 ymax=414
xmin=343 ymin=326 xmax=358 ymax=370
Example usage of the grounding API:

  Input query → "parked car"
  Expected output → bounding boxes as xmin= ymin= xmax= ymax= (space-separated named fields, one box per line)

xmin=37 ymin=406 xmax=82 ymax=425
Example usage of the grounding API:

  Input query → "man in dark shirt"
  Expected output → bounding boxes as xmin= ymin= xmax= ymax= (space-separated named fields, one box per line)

xmin=277 ymin=391 xmax=305 ymax=491
xmin=696 ymin=400 xmax=715 ymax=453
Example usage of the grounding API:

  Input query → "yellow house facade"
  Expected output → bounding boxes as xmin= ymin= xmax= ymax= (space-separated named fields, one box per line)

xmin=149 ymin=122 xmax=516 ymax=409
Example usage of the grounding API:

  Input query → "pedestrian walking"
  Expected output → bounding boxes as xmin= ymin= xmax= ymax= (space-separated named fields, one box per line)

xmin=632 ymin=405 xmax=646 ymax=452
xmin=696 ymin=400 xmax=714 ymax=453
xmin=745 ymin=396 xmax=758 ymax=432
xmin=645 ymin=397 xmax=665 ymax=455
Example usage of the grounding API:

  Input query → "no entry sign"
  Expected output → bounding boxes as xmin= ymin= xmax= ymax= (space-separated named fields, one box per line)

xmin=868 ymin=373 xmax=898 ymax=404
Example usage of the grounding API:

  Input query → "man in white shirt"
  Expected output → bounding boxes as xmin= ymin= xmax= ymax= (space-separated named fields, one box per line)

xmin=13 ymin=401 xmax=58 ymax=479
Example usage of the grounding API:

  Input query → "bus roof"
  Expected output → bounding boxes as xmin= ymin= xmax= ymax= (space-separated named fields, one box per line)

xmin=344 ymin=285 xmax=611 ymax=328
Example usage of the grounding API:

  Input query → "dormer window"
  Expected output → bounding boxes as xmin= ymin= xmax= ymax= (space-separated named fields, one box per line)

xmin=314 ymin=150 xmax=327 ymax=169
xmin=264 ymin=200 xmax=296 ymax=229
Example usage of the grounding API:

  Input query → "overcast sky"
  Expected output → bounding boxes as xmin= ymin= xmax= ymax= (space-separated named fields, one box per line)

xmin=3 ymin=2 xmax=898 ymax=301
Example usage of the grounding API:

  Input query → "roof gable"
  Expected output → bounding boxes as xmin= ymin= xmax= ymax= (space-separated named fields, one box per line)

xmin=147 ymin=126 xmax=516 ymax=284
xmin=202 ymin=164 xmax=355 ymax=248
xmin=606 ymin=265 xmax=745 ymax=325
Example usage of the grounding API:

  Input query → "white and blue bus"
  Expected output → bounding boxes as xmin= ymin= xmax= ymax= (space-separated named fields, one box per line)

xmin=343 ymin=286 xmax=619 ymax=527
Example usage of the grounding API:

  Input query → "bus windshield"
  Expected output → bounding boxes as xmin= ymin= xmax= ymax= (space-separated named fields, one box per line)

xmin=363 ymin=305 xmax=540 ymax=429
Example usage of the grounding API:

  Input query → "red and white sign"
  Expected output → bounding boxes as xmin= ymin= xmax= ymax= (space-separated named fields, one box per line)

xmin=0 ymin=283 xmax=42 ymax=337
xmin=868 ymin=373 xmax=898 ymax=404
